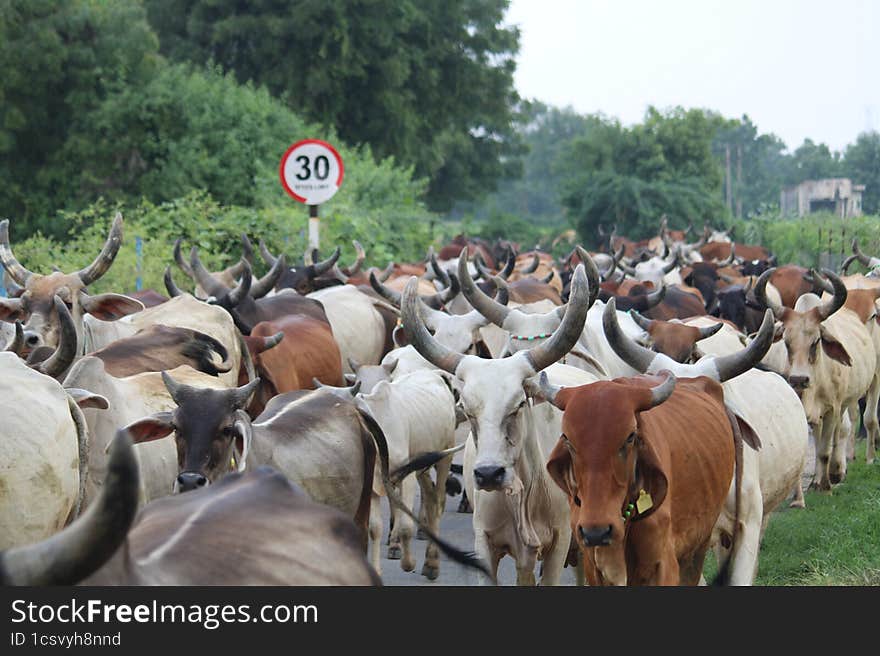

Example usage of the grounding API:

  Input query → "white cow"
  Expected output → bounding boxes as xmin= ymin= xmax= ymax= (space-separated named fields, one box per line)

xmin=308 ymin=285 xmax=386 ymax=372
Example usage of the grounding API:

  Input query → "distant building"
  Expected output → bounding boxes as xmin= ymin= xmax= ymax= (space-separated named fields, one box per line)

xmin=780 ymin=178 xmax=865 ymax=218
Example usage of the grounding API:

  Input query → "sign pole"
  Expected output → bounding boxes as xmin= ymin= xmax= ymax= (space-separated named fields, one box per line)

xmin=308 ymin=204 xmax=320 ymax=250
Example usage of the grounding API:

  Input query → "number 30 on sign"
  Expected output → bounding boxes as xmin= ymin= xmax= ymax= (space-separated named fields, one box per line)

xmin=279 ymin=139 xmax=344 ymax=205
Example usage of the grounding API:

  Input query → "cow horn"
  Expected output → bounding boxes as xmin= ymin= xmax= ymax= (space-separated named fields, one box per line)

xmin=541 ymin=270 xmax=555 ymax=284
xmin=852 ymin=238 xmax=874 ymax=267
xmin=77 ymin=213 xmax=123 ymax=286
xmin=489 ymin=276 xmax=511 ymax=306
xmin=312 ymin=246 xmax=341 ymax=276
xmin=377 ymin=262 xmax=395 ymax=282
xmin=526 ymin=370 xmax=561 ymax=404
xmin=711 ymin=310 xmax=774 ymax=382
xmin=661 ymin=256 xmax=678 ymax=275
xmin=37 ymin=298 xmax=77 ymax=378
xmin=259 ymin=240 xmax=278 ymax=267
xmin=0 ymin=221 xmax=35 ymax=286
xmin=227 ymin=259 xmax=247 ymax=279
xmin=231 ymin=377 xmax=261 ymax=409
xmin=840 ymin=254 xmax=859 ymax=274
xmin=617 ymin=260 xmax=637 ymax=276
xmin=574 ymin=246 xmax=601 ymax=308
xmin=224 ymin=260 xmax=252 ymax=307
xmin=458 ymin=250 xmax=511 ymax=327
xmin=473 ymin=252 xmax=495 ymax=280
xmin=164 ymin=266 xmax=184 ymax=298
xmin=430 ymin=252 xmax=451 ymax=287
xmin=303 ymin=247 xmax=315 ymax=266
xmin=342 ymin=240 xmax=365 ymax=276
xmin=646 ymin=370 xmax=676 ymax=408
xmin=522 ymin=264 xmax=591 ymax=374
xmin=313 ymin=378 xmax=361 ymax=397
xmin=4 ymin=321 xmax=23 ymax=355
xmin=161 ymin=370 xmax=189 ymax=405
xmin=0 ymin=430 xmax=139 ymax=585
xmin=717 ymin=243 xmax=736 ymax=267
xmin=499 ymin=248 xmax=516 ymax=280
xmin=629 ymin=310 xmax=654 ymax=332
xmin=602 ymin=298 xmax=657 ymax=373
xmin=401 ymin=277 xmax=465 ymax=375
xmin=173 ymin=238 xmax=195 ymax=279
xmin=189 ymin=247 xmax=228 ymax=299
xmin=250 ymin=254 xmax=286 ymax=299
xmin=240 ymin=233 xmax=255 ymax=265
xmin=805 ymin=268 xmax=834 ymax=295
xmin=660 ymin=235 xmax=670 ymax=259
xmin=259 ymin=332 xmax=284 ymax=354
xmin=814 ymin=268 xmax=847 ymax=321
xmin=754 ymin=268 xmax=784 ymax=318
xmin=698 ymin=322 xmax=724 ymax=339
xmin=519 ymin=253 xmax=540 ymax=274
xmin=370 ymin=270 xmax=403 ymax=307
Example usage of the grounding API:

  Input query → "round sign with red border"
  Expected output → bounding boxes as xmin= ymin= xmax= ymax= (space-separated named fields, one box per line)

xmin=279 ymin=139 xmax=344 ymax=205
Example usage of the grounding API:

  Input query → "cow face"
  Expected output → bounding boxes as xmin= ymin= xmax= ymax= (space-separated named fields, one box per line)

xmin=124 ymin=375 xmax=258 ymax=493
xmin=778 ymin=307 xmax=851 ymax=399
xmin=545 ymin=375 xmax=673 ymax=557
xmin=630 ymin=312 xmax=722 ymax=364
xmin=0 ymin=215 xmax=143 ymax=353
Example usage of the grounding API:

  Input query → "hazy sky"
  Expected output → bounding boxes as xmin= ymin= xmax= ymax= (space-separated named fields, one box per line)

xmin=505 ymin=0 xmax=878 ymax=153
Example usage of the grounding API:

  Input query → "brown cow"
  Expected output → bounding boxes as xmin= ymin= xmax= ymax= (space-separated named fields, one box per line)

xmin=629 ymin=312 xmax=723 ymax=363
xmin=542 ymin=371 xmax=736 ymax=586
xmin=240 ymin=315 xmax=344 ymax=417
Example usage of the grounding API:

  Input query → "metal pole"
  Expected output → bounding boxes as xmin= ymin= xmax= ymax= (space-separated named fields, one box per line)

xmin=135 ymin=236 xmax=143 ymax=292
xmin=308 ymin=204 xmax=320 ymax=250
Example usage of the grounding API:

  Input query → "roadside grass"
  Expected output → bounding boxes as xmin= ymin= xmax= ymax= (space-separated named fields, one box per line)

xmin=703 ymin=448 xmax=880 ymax=586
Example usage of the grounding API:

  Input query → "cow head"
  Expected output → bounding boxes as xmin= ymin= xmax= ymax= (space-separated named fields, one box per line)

xmin=259 ymin=241 xmax=342 ymax=295
xmin=402 ymin=262 xmax=592 ymax=492
xmin=123 ymin=374 xmax=259 ymax=492
xmin=628 ymin=311 xmax=722 ymax=363
xmin=0 ymin=215 xmax=144 ymax=353
xmin=544 ymin=372 xmax=674 ymax=562
xmin=755 ymin=268 xmax=850 ymax=399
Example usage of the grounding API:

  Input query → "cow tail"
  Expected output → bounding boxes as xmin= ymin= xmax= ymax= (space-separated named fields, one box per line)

xmin=356 ymin=403 xmax=496 ymax=583
xmin=65 ymin=396 xmax=90 ymax=524
xmin=712 ymin=409 xmax=745 ymax=586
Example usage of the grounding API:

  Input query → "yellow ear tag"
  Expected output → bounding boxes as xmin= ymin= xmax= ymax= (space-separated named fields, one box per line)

xmin=230 ymin=456 xmax=237 ymax=470
xmin=636 ymin=489 xmax=653 ymax=514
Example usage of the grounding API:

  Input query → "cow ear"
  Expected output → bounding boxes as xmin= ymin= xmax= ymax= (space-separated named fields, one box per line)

xmin=66 ymin=387 xmax=109 ymax=410
xmin=820 ymin=326 xmax=852 ymax=366
xmin=344 ymin=373 xmax=357 ymax=385
xmin=546 ymin=437 xmax=576 ymax=498
xmin=632 ymin=436 xmax=668 ymax=522
xmin=392 ymin=325 xmax=409 ymax=347
xmin=124 ymin=412 xmax=175 ymax=444
xmin=0 ymin=297 xmax=25 ymax=322
xmin=80 ymin=292 xmax=144 ymax=321
xmin=772 ymin=321 xmax=785 ymax=343
xmin=232 ymin=410 xmax=252 ymax=472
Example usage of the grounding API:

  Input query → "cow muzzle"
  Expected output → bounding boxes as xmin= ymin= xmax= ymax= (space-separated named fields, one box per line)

xmin=473 ymin=465 xmax=507 ymax=491
xmin=177 ymin=471 xmax=208 ymax=492
xmin=579 ymin=524 xmax=613 ymax=547
xmin=788 ymin=375 xmax=810 ymax=392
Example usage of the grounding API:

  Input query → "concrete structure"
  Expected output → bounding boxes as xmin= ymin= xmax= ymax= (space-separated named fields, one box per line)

xmin=781 ymin=178 xmax=865 ymax=218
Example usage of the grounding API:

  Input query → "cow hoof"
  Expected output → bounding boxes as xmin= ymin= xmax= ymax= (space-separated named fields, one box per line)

xmin=402 ymin=558 xmax=416 ymax=572
xmin=789 ymin=499 xmax=805 ymax=509
xmin=457 ymin=498 xmax=473 ymax=513
xmin=422 ymin=563 xmax=440 ymax=581
xmin=829 ymin=472 xmax=843 ymax=485
xmin=416 ymin=528 xmax=428 ymax=541
xmin=387 ymin=545 xmax=402 ymax=560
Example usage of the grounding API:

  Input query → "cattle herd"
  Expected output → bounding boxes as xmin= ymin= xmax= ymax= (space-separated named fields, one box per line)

xmin=1 ymin=214 xmax=879 ymax=586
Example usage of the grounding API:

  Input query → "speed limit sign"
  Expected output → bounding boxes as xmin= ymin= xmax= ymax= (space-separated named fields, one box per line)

xmin=279 ymin=139 xmax=344 ymax=205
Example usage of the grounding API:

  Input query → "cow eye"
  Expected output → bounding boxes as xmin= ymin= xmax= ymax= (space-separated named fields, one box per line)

xmin=573 ymin=495 xmax=581 ymax=507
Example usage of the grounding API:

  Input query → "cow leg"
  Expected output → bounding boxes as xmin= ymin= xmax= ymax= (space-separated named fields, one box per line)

xmin=811 ymin=414 xmax=836 ymax=492
xmin=458 ymin=489 xmax=473 ymax=513
xmin=419 ymin=460 xmax=450 ymax=581
xmin=789 ymin=479 xmax=806 ymax=508
xmin=368 ymin=493 xmax=383 ymax=576
xmin=393 ymin=475 xmax=417 ymax=572
xmin=830 ymin=408 xmax=852 ymax=485
xmin=473 ymin=527 xmax=500 ymax=586
xmin=863 ymin=376 xmax=880 ymax=465
xmin=538 ymin=527 xmax=571 ymax=586
xmin=574 ymin=552 xmax=586 ymax=586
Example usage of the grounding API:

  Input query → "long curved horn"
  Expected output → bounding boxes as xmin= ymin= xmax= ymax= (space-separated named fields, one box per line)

xmin=712 ymin=309 xmax=774 ymax=382
xmin=164 ymin=266 xmax=184 ymax=298
xmin=342 ymin=241 xmax=365 ymax=276
xmin=754 ymin=268 xmax=784 ymax=318
xmin=519 ymin=253 xmax=540 ymax=274
xmin=647 ymin=370 xmax=676 ymax=408
xmin=240 ymin=233 xmax=255 ymax=265
xmin=840 ymin=254 xmax=859 ymax=274
xmin=78 ymin=213 xmax=123 ymax=286
xmin=259 ymin=240 xmax=278 ymax=267
xmin=805 ymin=268 xmax=834 ymax=295
xmin=541 ymin=270 xmax=555 ymax=284
xmin=574 ymin=246 xmax=601 ymax=308
xmin=377 ymin=262 xmax=395 ymax=282
xmin=173 ymin=238 xmax=195 ymax=279
xmin=430 ymin=252 xmax=451 ymax=287
xmin=473 ymin=252 xmax=495 ymax=280
xmin=522 ymin=264 xmax=591 ymax=373
xmin=852 ymin=238 xmax=877 ymax=267
xmin=37 ymin=298 xmax=77 ymax=378
xmin=370 ymin=270 xmax=402 ymax=306
xmin=602 ymin=298 xmax=657 ymax=373
xmin=401 ymin=277 xmax=465 ymax=374
xmin=225 ymin=260 xmax=252 ymax=307
xmin=629 ymin=310 xmax=654 ymax=332
xmin=312 ymin=246 xmax=341 ymax=276
xmin=814 ymin=269 xmax=847 ymax=321
xmin=661 ymin=256 xmax=678 ymax=275
xmin=4 ymin=321 xmax=23 ymax=354
xmin=250 ymin=254 xmax=286 ymax=299
xmin=458 ymin=250 xmax=511 ymax=327
xmin=0 ymin=220 xmax=35 ymax=286
xmin=189 ymin=247 xmax=228 ymax=298
xmin=698 ymin=322 xmax=724 ymax=339
xmin=617 ymin=260 xmax=637 ymax=276
xmin=0 ymin=431 xmax=139 ymax=585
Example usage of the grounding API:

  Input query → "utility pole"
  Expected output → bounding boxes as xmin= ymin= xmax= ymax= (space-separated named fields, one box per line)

xmin=736 ymin=144 xmax=743 ymax=219
xmin=725 ymin=144 xmax=732 ymax=212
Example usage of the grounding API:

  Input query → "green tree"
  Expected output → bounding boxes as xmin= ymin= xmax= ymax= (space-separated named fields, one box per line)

xmin=844 ymin=131 xmax=880 ymax=215
xmin=786 ymin=138 xmax=842 ymax=184
xmin=143 ymin=0 xmax=523 ymax=212
xmin=0 ymin=0 xmax=160 ymax=236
